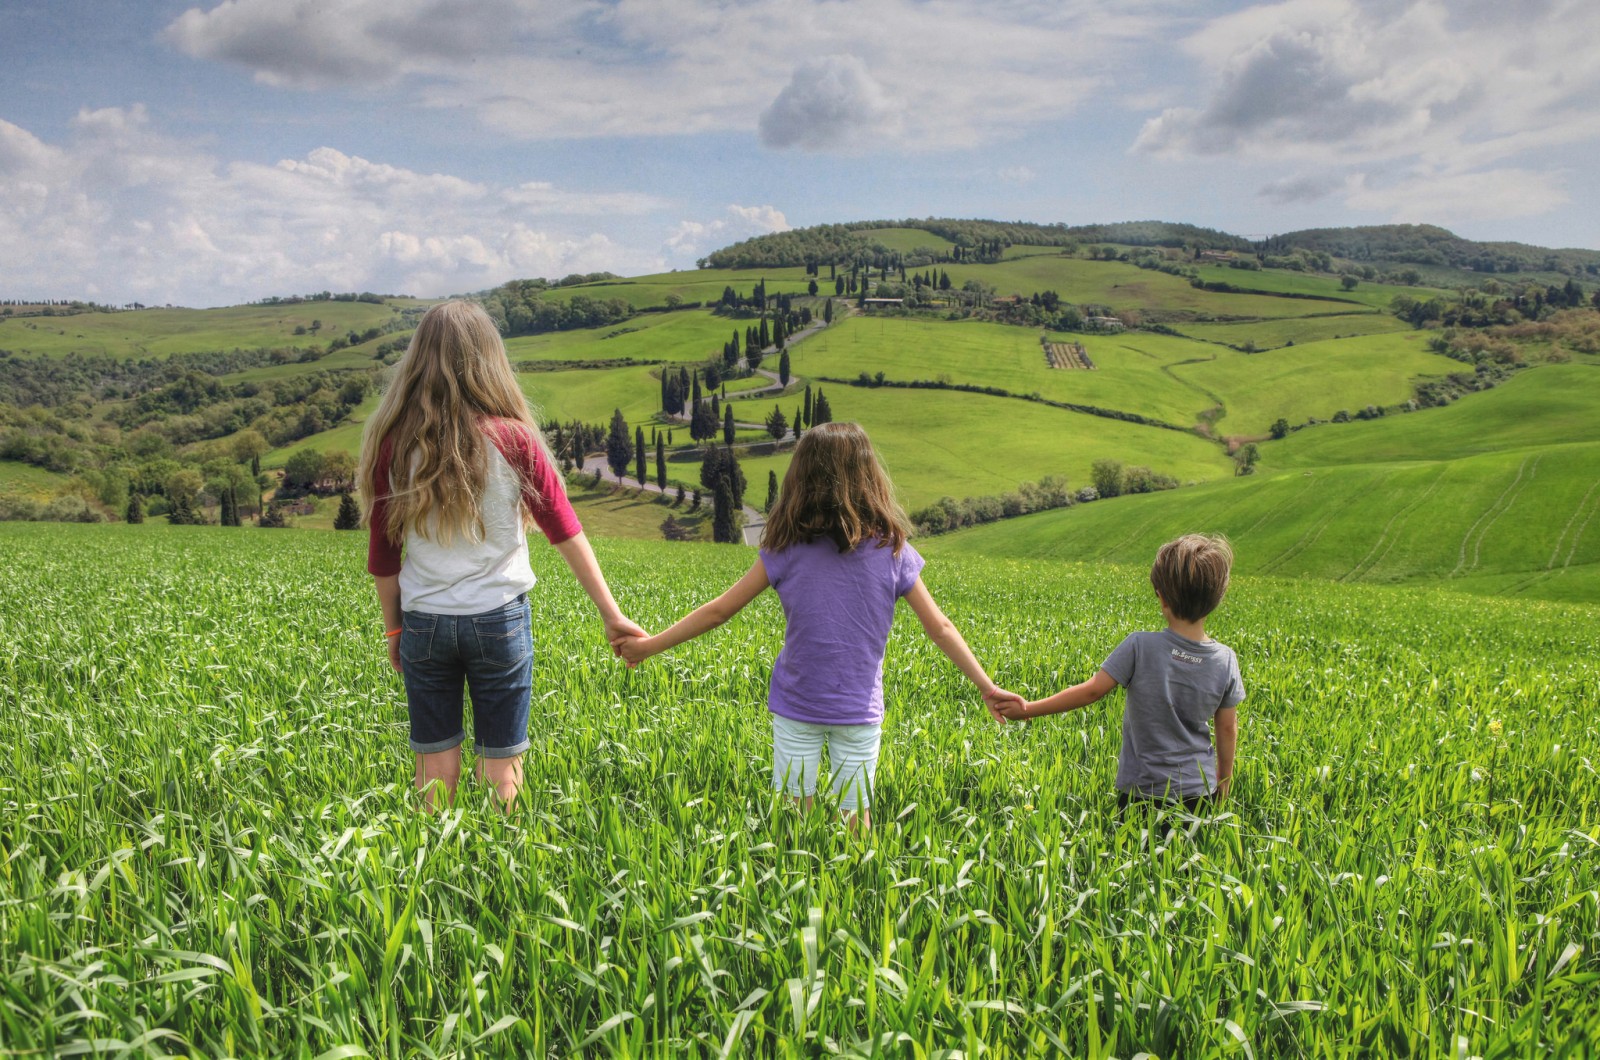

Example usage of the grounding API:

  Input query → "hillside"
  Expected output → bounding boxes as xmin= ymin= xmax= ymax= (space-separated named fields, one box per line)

xmin=2 ymin=218 xmax=1598 ymax=594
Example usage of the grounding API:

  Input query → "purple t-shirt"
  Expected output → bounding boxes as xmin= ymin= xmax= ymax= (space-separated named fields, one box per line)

xmin=759 ymin=537 xmax=925 ymax=726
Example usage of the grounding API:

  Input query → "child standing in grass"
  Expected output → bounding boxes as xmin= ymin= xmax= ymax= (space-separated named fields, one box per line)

xmin=357 ymin=300 xmax=643 ymax=809
xmin=615 ymin=422 xmax=1019 ymax=829
xmin=997 ymin=534 xmax=1243 ymax=809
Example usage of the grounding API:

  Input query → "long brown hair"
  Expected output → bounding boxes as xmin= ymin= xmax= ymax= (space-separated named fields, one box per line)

xmin=356 ymin=299 xmax=558 ymax=545
xmin=761 ymin=422 xmax=911 ymax=553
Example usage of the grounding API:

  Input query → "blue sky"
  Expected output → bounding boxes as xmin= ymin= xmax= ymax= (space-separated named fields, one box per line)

xmin=3 ymin=0 xmax=1597 ymax=307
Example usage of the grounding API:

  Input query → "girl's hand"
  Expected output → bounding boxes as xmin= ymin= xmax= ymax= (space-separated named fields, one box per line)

xmin=386 ymin=635 xmax=403 ymax=674
xmin=605 ymin=614 xmax=647 ymax=655
xmin=995 ymin=699 xmax=1035 ymax=722
xmin=615 ymin=635 xmax=654 ymax=667
xmin=982 ymin=686 xmax=1025 ymax=723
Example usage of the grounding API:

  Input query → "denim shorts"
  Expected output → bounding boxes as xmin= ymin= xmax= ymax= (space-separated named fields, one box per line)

xmin=399 ymin=595 xmax=533 ymax=758
xmin=770 ymin=713 xmax=882 ymax=811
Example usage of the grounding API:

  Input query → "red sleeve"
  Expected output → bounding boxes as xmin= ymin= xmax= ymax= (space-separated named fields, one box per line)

xmin=485 ymin=419 xmax=583 ymax=545
xmin=366 ymin=433 xmax=404 ymax=576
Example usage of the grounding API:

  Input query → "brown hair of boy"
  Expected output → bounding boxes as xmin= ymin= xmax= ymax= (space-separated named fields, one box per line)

xmin=1150 ymin=533 xmax=1233 ymax=621
xmin=761 ymin=422 xmax=912 ymax=554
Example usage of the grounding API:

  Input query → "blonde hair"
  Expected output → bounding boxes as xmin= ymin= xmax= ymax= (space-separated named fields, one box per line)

xmin=1150 ymin=533 xmax=1233 ymax=621
xmin=356 ymin=299 xmax=557 ymax=546
xmin=761 ymin=422 xmax=911 ymax=553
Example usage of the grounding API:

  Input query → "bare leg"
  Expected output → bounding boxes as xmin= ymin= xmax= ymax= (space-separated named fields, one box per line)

xmin=475 ymin=753 xmax=525 ymax=810
xmin=844 ymin=807 xmax=871 ymax=832
xmin=415 ymin=748 xmax=463 ymax=811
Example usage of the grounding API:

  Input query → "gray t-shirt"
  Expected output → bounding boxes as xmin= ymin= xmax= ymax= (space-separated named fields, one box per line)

xmin=1101 ymin=629 xmax=1244 ymax=798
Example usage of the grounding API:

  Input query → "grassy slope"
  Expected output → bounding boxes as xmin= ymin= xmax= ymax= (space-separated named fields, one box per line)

xmin=735 ymin=384 xmax=1235 ymax=512
xmin=859 ymin=227 xmax=956 ymax=254
xmin=1172 ymin=312 xmax=1412 ymax=349
xmin=0 ymin=459 xmax=71 ymax=499
xmin=533 ymin=268 xmax=817 ymax=309
xmin=504 ymin=308 xmax=742 ymax=364
xmin=1168 ymin=330 xmax=1453 ymax=435
xmin=925 ymin=366 xmax=1600 ymax=601
xmin=0 ymin=301 xmax=408 ymax=359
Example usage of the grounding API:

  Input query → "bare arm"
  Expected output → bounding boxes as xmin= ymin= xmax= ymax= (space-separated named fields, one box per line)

xmin=1213 ymin=706 xmax=1237 ymax=800
xmin=998 ymin=669 xmax=1119 ymax=720
xmin=616 ymin=560 xmax=770 ymax=664
xmin=901 ymin=579 xmax=1012 ymax=709
xmin=373 ymin=574 xmax=403 ymax=673
xmin=552 ymin=531 xmax=645 ymax=645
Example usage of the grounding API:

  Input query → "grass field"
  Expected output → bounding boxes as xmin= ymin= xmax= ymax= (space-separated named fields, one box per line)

xmin=504 ymin=308 xmax=750 ymax=365
xmin=1185 ymin=264 xmax=1445 ymax=310
xmin=0 ymin=458 xmax=70 ymax=499
xmin=1172 ymin=312 xmax=1412 ymax=350
xmin=534 ymin=268 xmax=817 ymax=310
xmin=1165 ymin=330 xmax=1452 ymax=436
xmin=735 ymin=385 xmax=1235 ymax=512
xmin=1 ymin=522 xmax=1595 ymax=1056
xmin=0 ymin=300 xmax=409 ymax=359
xmin=857 ymin=228 xmax=956 ymax=255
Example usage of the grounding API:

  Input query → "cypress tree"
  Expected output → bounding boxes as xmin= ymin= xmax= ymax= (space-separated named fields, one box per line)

xmin=334 ymin=491 xmax=361 ymax=530
xmin=723 ymin=405 xmax=735 ymax=446
xmin=765 ymin=469 xmax=778 ymax=512
xmin=824 ymin=298 xmax=833 ymax=324
xmin=779 ymin=348 xmax=791 ymax=386
xmin=803 ymin=385 xmax=813 ymax=427
xmin=713 ymin=480 xmax=736 ymax=544
xmin=793 ymin=406 xmax=803 ymax=439
xmin=759 ymin=316 xmax=770 ymax=349
xmin=813 ymin=388 xmax=833 ymax=425
xmin=606 ymin=408 xmax=630 ymax=480
xmin=655 ymin=435 xmax=667 ymax=489
xmin=125 ymin=492 xmax=144 ymax=524
xmin=634 ymin=426 xmax=647 ymax=486
xmin=660 ymin=370 xmax=668 ymax=412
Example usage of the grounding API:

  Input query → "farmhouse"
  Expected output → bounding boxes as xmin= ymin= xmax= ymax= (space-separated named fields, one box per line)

xmin=1086 ymin=315 xmax=1124 ymax=331
xmin=861 ymin=298 xmax=903 ymax=310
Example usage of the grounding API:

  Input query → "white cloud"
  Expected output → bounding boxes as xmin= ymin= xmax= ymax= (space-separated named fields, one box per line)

xmin=0 ymin=111 xmax=663 ymax=306
xmin=1344 ymin=168 xmax=1570 ymax=223
xmin=165 ymin=0 xmax=1163 ymax=151
xmin=996 ymin=165 xmax=1038 ymax=185
xmin=666 ymin=204 xmax=789 ymax=259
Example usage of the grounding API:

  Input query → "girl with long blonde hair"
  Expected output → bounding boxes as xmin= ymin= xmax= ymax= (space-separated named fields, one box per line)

xmin=358 ymin=300 xmax=643 ymax=808
xmin=615 ymin=422 xmax=1019 ymax=828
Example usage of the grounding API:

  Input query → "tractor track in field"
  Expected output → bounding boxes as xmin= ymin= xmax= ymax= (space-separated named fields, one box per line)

xmin=1451 ymin=455 xmax=1538 ymax=577
xmin=1340 ymin=466 xmax=1449 ymax=583
xmin=1548 ymin=477 xmax=1600 ymax=570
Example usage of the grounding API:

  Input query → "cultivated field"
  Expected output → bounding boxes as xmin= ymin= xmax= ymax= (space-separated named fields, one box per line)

xmin=1 ymin=523 xmax=1595 ymax=1056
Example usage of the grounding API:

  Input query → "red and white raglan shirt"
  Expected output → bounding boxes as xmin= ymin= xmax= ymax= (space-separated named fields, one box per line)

xmin=366 ymin=418 xmax=582 ymax=615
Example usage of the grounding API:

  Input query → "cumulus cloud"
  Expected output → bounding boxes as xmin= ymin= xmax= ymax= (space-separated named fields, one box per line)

xmin=666 ymin=204 xmax=789 ymax=259
xmin=1134 ymin=0 xmax=1600 ymax=166
xmin=165 ymin=0 xmax=1158 ymax=149
xmin=1258 ymin=172 xmax=1344 ymax=205
xmin=759 ymin=55 xmax=900 ymax=151
xmin=996 ymin=165 xmax=1037 ymax=185
xmin=0 ymin=111 xmax=664 ymax=306
xmin=1344 ymin=168 xmax=1570 ymax=223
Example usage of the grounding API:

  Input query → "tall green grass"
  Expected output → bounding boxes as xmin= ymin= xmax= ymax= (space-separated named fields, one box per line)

xmin=1 ymin=523 xmax=1595 ymax=1056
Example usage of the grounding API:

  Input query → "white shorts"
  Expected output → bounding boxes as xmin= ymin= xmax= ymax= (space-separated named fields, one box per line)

xmin=770 ymin=714 xmax=882 ymax=811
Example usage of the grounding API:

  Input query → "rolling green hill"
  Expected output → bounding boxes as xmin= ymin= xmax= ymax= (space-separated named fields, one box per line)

xmin=924 ymin=365 xmax=1600 ymax=602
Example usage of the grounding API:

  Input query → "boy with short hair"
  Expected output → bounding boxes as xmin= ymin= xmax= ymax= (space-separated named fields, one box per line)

xmin=998 ymin=533 xmax=1243 ymax=808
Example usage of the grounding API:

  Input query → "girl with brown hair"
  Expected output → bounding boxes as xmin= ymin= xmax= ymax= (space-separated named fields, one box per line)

xmin=615 ymin=422 xmax=1017 ymax=828
xmin=357 ymin=300 xmax=643 ymax=809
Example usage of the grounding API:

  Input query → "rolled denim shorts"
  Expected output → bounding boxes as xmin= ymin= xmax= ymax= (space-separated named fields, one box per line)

xmin=399 ymin=595 xmax=533 ymax=758
xmin=770 ymin=713 xmax=882 ymax=811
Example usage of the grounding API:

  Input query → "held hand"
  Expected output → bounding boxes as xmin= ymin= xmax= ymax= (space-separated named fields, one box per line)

xmin=615 ymin=634 xmax=655 ymax=667
xmin=604 ymin=615 xmax=647 ymax=656
xmin=995 ymin=699 xmax=1035 ymax=722
xmin=982 ymin=686 xmax=1026 ymax=723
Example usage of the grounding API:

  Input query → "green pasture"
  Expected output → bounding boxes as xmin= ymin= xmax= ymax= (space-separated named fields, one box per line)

xmin=1172 ymin=312 xmax=1411 ymax=350
xmin=263 ymin=394 xmax=380 ymax=467
xmin=504 ymin=308 xmax=747 ymax=364
xmin=1166 ymin=331 xmax=1451 ymax=436
xmin=926 ymin=440 xmax=1600 ymax=603
xmin=0 ymin=300 xmax=407 ymax=359
xmin=791 ymin=315 xmax=1221 ymax=428
xmin=1269 ymin=363 xmax=1600 ymax=466
xmin=858 ymin=227 xmax=955 ymax=255
xmin=940 ymin=258 xmax=1362 ymax=320
xmin=564 ymin=478 xmax=713 ymax=541
xmin=1185 ymin=264 xmax=1444 ymax=309
xmin=736 ymin=385 xmax=1234 ymax=512
xmin=535 ymin=268 xmax=816 ymax=309
xmin=0 ymin=458 xmax=69 ymax=499
xmin=1 ymin=523 xmax=1596 ymax=1056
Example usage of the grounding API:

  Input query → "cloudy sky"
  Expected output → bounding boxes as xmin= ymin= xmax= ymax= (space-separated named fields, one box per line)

xmin=3 ymin=0 xmax=1597 ymax=307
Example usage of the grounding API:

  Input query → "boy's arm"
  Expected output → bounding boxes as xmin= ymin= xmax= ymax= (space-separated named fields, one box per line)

xmin=616 ymin=560 xmax=769 ymax=665
xmin=901 ymin=580 xmax=1016 ymax=715
xmin=1213 ymin=706 xmax=1237 ymax=800
xmin=999 ymin=669 xmax=1118 ymax=719
xmin=553 ymin=531 xmax=645 ymax=647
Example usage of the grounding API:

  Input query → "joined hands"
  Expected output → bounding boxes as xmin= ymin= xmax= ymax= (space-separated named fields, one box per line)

xmin=982 ymin=687 xmax=1026 ymax=723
